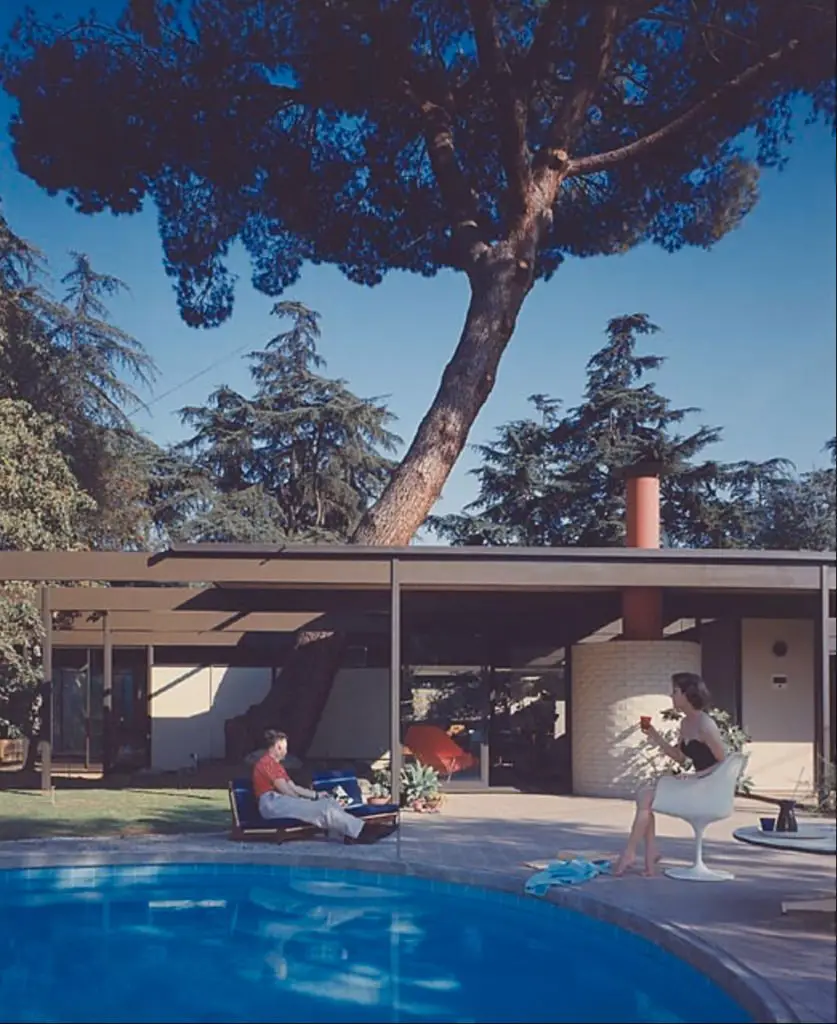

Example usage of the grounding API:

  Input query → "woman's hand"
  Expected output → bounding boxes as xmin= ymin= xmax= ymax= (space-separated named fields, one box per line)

xmin=648 ymin=726 xmax=687 ymax=765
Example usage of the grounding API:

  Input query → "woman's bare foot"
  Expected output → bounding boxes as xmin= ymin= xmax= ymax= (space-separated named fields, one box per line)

xmin=613 ymin=853 xmax=635 ymax=877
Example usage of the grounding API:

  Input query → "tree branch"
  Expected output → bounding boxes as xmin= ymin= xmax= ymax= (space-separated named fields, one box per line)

xmin=466 ymin=0 xmax=531 ymax=215
xmin=566 ymin=39 xmax=799 ymax=177
xmin=506 ymin=2 xmax=622 ymax=246
xmin=401 ymin=77 xmax=489 ymax=271
xmin=539 ymin=3 xmax=623 ymax=160
xmin=361 ymin=2 xmax=489 ymax=272
xmin=517 ymin=0 xmax=567 ymax=89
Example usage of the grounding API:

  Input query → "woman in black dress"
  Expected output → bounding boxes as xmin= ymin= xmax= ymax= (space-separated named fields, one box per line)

xmin=614 ymin=672 xmax=727 ymax=877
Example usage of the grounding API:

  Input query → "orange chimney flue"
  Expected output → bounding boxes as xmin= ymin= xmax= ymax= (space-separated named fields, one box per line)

xmin=622 ymin=461 xmax=663 ymax=640
xmin=625 ymin=466 xmax=661 ymax=550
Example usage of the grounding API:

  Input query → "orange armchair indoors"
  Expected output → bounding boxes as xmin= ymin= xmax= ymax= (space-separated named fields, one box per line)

xmin=403 ymin=724 xmax=478 ymax=778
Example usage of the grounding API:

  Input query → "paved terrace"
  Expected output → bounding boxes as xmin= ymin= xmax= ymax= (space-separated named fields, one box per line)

xmin=1 ymin=794 xmax=834 ymax=1023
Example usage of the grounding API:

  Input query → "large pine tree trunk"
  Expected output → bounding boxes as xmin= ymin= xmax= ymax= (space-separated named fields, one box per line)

xmin=224 ymin=247 xmax=536 ymax=761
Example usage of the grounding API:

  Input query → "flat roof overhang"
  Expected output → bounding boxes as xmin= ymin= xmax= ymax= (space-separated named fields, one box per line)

xmin=2 ymin=545 xmax=832 ymax=650
xmin=0 ymin=545 xmax=834 ymax=594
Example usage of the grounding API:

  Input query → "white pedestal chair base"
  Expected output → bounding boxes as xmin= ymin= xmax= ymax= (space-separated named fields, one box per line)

xmin=665 ymin=864 xmax=734 ymax=882
xmin=651 ymin=754 xmax=746 ymax=886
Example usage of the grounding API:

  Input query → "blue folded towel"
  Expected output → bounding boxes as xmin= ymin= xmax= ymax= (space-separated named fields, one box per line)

xmin=525 ymin=857 xmax=612 ymax=897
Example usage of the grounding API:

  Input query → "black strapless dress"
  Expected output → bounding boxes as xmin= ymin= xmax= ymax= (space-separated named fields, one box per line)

xmin=680 ymin=739 xmax=719 ymax=773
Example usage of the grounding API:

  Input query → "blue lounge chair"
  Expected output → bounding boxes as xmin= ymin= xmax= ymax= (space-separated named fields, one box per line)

xmin=228 ymin=772 xmax=400 ymax=843
xmin=228 ymin=778 xmax=320 ymax=843
xmin=312 ymin=769 xmax=400 ymax=828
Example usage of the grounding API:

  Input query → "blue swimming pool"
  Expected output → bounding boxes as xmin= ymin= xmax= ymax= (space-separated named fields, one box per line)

xmin=0 ymin=863 xmax=752 ymax=1023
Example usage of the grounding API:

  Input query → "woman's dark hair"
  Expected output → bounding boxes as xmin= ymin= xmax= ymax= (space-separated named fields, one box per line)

xmin=671 ymin=672 xmax=712 ymax=711
xmin=264 ymin=729 xmax=288 ymax=747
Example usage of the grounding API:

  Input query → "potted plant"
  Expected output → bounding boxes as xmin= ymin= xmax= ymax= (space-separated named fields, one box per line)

xmin=367 ymin=770 xmax=392 ymax=805
xmin=400 ymin=761 xmax=443 ymax=812
xmin=367 ymin=783 xmax=391 ymax=805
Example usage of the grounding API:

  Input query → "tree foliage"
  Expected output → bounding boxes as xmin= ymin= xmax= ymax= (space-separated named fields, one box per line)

xmin=160 ymin=301 xmax=400 ymax=543
xmin=0 ymin=398 xmax=95 ymax=553
xmin=429 ymin=313 xmax=829 ymax=550
xmin=0 ymin=398 xmax=94 ymax=738
xmin=2 ymin=2 xmax=834 ymax=322
xmin=0 ymin=205 xmax=159 ymax=549
xmin=754 ymin=438 xmax=836 ymax=551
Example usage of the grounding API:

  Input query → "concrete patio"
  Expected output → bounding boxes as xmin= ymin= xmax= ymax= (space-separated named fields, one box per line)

xmin=0 ymin=793 xmax=834 ymax=1023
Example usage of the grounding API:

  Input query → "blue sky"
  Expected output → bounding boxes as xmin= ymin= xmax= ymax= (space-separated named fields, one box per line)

xmin=1 ymin=3 xmax=835 ymax=532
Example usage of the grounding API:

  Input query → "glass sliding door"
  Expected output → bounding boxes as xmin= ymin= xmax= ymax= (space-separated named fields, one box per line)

xmin=489 ymin=666 xmax=570 ymax=792
xmin=52 ymin=647 xmax=149 ymax=770
xmin=111 ymin=648 xmax=150 ymax=770
xmin=52 ymin=648 xmax=103 ymax=766
xmin=54 ymin=665 xmax=87 ymax=758
xmin=402 ymin=666 xmax=490 ymax=787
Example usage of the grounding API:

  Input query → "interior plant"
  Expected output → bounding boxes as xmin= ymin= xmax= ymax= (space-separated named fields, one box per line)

xmin=400 ymin=761 xmax=443 ymax=813
xmin=657 ymin=707 xmax=752 ymax=793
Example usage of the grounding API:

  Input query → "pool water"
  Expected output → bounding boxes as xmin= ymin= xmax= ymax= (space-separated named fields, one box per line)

xmin=0 ymin=864 xmax=751 ymax=1023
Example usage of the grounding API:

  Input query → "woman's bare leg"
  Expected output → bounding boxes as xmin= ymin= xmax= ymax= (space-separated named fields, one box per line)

xmin=643 ymin=811 xmax=658 ymax=876
xmin=614 ymin=785 xmax=655 ymax=876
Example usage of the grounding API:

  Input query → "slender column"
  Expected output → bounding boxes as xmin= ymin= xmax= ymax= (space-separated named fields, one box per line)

xmin=103 ymin=611 xmax=113 ymax=773
xmin=390 ymin=558 xmax=402 ymax=805
xmin=815 ymin=565 xmax=832 ymax=799
xmin=40 ymin=586 xmax=53 ymax=793
xmin=146 ymin=645 xmax=154 ymax=769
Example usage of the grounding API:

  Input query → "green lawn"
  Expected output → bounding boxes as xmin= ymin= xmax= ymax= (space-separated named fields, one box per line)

xmin=0 ymin=787 xmax=230 ymax=840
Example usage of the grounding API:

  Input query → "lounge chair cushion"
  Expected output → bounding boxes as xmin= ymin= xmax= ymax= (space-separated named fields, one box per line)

xmin=347 ymin=801 xmax=402 ymax=818
xmin=312 ymin=770 xmax=400 ymax=818
xmin=312 ymin=770 xmax=365 ymax=807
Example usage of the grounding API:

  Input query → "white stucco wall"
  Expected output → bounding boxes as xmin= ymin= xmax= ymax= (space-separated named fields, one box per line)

xmin=740 ymin=618 xmax=815 ymax=797
xmin=571 ymin=640 xmax=702 ymax=797
xmin=148 ymin=665 xmax=213 ymax=771
xmin=307 ymin=668 xmax=390 ymax=761
xmin=149 ymin=664 xmax=388 ymax=770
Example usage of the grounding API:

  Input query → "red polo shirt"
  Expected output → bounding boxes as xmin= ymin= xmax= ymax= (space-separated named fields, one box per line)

xmin=252 ymin=753 xmax=290 ymax=800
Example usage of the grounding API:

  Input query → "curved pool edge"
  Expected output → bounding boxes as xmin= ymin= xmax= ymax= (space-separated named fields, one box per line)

xmin=0 ymin=841 xmax=799 ymax=1024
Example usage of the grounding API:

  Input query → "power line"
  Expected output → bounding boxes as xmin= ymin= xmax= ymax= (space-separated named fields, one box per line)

xmin=127 ymin=340 xmax=252 ymax=418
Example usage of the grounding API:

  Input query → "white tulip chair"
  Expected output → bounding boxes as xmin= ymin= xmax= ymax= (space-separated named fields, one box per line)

xmin=652 ymin=753 xmax=745 ymax=882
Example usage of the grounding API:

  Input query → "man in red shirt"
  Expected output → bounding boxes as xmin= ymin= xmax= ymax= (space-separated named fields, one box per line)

xmin=254 ymin=729 xmax=382 ymax=843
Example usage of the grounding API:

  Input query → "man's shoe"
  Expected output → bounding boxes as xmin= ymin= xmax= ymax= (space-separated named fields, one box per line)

xmin=344 ymin=830 xmax=375 ymax=845
xmin=344 ymin=822 xmax=398 ymax=845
